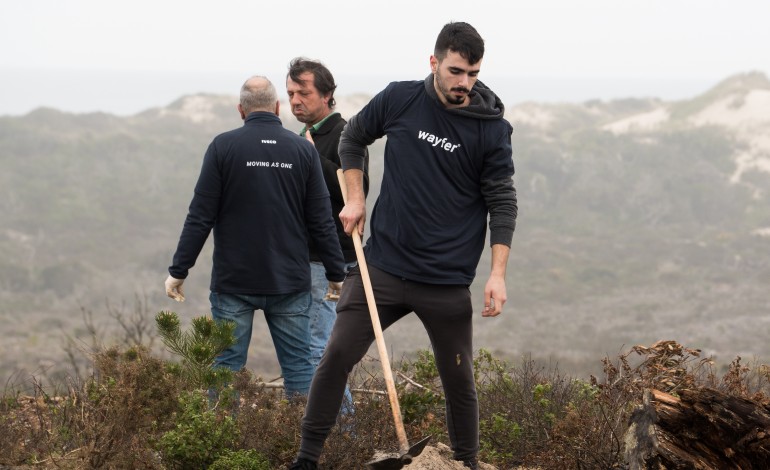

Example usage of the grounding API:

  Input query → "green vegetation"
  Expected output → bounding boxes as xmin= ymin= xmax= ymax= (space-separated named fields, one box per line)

xmin=1 ymin=309 xmax=768 ymax=469
xmin=158 ymin=390 xmax=240 ymax=469
xmin=155 ymin=311 xmax=236 ymax=390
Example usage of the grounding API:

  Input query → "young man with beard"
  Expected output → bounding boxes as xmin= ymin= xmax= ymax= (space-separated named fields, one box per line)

xmin=290 ymin=22 xmax=518 ymax=470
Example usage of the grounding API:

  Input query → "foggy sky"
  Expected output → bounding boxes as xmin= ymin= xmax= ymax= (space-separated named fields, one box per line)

xmin=2 ymin=0 xmax=768 ymax=115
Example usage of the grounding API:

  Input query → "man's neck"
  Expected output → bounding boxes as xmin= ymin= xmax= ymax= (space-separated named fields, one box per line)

xmin=309 ymin=110 xmax=334 ymax=127
xmin=302 ymin=110 xmax=337 ymax=134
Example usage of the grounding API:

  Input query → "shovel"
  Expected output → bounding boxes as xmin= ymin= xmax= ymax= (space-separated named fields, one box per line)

xmin=336 ymin=169 xmax=431 ymax=469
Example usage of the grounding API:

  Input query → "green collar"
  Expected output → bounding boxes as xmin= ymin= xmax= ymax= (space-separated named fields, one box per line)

xmin=299 ymin=112 xmax=339 ymax=136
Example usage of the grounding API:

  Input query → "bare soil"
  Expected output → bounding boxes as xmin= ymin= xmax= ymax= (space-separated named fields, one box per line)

xmin=397 ymin=443 xmax=498 ymax=470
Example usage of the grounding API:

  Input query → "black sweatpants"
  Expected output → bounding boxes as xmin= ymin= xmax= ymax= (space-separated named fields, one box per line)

xmin=298 ymin=264 xmax=478 ymax=462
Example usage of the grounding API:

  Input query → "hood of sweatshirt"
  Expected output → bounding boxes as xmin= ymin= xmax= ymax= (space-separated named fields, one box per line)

xmin=424 ymin=74 xmax=505 ymax=120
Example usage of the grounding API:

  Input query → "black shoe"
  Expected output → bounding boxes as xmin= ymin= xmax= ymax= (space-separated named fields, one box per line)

xmin=462 ymin=458 xmax=478 ymax=470
xmin=289 ymin=457 xmax=318 ymax=470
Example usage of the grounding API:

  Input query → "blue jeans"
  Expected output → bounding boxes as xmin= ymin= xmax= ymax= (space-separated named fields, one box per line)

xmin=309 ymin=261 xmax=355 ymax=413
xmin=209 ymin=291 xmax=313 ymax=398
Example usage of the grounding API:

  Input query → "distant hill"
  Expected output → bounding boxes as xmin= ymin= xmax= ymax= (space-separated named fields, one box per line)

xmin=1 ymin=72 xmax=769 ymax=382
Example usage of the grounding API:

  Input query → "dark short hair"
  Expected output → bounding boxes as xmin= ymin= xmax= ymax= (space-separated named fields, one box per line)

xmin=287 ymin=57 xmax=337 ymax=108
xmin=434 ymin=21 xmax=485 ymax=65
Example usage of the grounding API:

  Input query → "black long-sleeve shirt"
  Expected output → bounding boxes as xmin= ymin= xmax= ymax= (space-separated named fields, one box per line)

xmin=339 ymin=76 xmax=517 ymax=285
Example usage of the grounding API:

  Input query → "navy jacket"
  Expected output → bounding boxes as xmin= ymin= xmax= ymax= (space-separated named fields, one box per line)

xmin=169 ymin=112 xmax=346 ymax=294
xmin=339 ymin=75 xmax=517 ymax=285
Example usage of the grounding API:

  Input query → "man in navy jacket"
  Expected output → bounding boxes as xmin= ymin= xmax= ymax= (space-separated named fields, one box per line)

xmin=165 ymin=76 xmax=346 ymax=398
xmin=291 ymin=22 xmax=517 ymax=470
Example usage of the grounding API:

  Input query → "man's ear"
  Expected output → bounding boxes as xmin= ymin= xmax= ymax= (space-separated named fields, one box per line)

xmin=430 ymin=55 xmax=438 ymax=74
xmin=274 ymin=101 xmax=280 ymax=116
xmin=237 ymin=104 xmax=246 ymax=120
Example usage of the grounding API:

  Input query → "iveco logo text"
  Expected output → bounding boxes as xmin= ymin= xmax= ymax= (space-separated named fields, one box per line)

xmin=417 ymin=130 xmax=461 ymax=152
xmin=261 ymin=139 xmax=277 ymax=144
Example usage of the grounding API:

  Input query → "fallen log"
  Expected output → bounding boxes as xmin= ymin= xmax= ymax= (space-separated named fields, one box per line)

xmin=625 ymin=387 xmax=770 ymax=469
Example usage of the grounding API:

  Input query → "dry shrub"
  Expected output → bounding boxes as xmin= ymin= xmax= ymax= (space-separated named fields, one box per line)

xmin=321 ymin=383 xmax=407 ymax=469
xmin=57 ymin=345 xmax=180 ymax=468
xmin=234 ymin=362 xmax=403 ymax=469
xmin=717 ymin=355 xmax=770 ymax=404
xmin=0 ymin=390 xmax=53 ymax=466
xmin=4 ymin=340 xmax=770 ymax=469
xmin=474 ymin=351 xmax=582 ymax=469
xmin=235 ymin=369 xmax=305 ymax=466
xmin=541 ymin=340 xmax=770 ymax=470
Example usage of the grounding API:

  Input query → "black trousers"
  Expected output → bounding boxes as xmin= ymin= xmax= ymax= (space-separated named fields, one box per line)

xmin=299 ymin=264 xmax=478 ymax=462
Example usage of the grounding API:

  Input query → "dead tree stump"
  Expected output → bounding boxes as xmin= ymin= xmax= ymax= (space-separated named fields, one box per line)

xmin=624 ymin=387 xmax=770 ymax=469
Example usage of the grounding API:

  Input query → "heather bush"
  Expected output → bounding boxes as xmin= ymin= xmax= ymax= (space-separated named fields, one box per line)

xmin=209 ymin=449 xmax=271 ymax=470
xmin=157 ymin=390 xmax=239 ymax=469
xmin=3 ymin=307 xmax=770 ymax=470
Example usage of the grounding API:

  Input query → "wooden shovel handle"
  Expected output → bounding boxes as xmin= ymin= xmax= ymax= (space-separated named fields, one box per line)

xmin=336 ymin=169 xmax=410 ymax=453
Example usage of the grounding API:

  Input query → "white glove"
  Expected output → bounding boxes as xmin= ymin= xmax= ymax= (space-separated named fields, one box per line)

xmin=324 ymin=281 xmax=343 ymax=301
xmin=165 ymin=275 xmax=185 ymax=302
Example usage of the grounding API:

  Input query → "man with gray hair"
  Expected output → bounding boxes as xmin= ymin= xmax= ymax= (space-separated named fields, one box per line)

xmin=165 ymin=76 xmax=346 ymax=398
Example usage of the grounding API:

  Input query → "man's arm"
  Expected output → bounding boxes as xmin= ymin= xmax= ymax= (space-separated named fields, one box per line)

xmin=480 ymin=122 xmax=517 ymax=316
xmin=168 ymin=141 xmax=222 ymax=279
xmin=483 ymin=244 xmax=510 ymax=317
xmin=305 ymin=122 xmax=371 ymax=209
xmin=480 ymin=175 xmax=517 ymax=317
xmin=338 ymin=113 xmax=377 ymax=236
xmin=166 ymin=141 xmax=221 ymax=300
xmin=339 ymin=169 xmax=366 ymax=236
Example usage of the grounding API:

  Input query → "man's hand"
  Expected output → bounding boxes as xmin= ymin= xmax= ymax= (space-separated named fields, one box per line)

xmin=482 ymin=274 xmax=506 ymax=317
xmin=324 ymin=281 xmax=343 ymax=301
xmin=165 ymin=275 xmax=185 ymax=302
xmin=337 ymin=169 xmax=366 ymax=237
xmin=339 ymin=202 xmax=366 ymax=236
xmin=483 ymin=244 xmax=510 ymax=317
xmin=303 ymin=129 xmax=315 ymax=145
